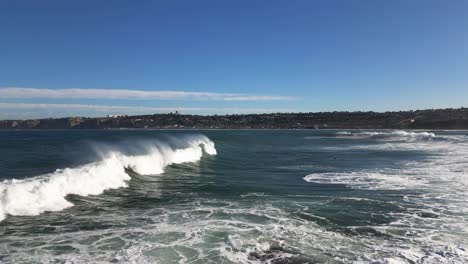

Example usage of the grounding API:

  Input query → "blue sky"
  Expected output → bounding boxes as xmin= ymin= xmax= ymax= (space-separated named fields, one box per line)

xmin=1 ymin=0 xmax=467 ymax=119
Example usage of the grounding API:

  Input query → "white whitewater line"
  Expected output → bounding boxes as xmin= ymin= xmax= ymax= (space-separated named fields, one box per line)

xmin=303 ymin=132 xmax=468 ymax=251
xmin=0 ymin=136 xmax=216 ymax=222
xmin=304 ymin=135 xmax=468 ymax=191
xmin=303 ymin=171 xmax=427 ymax=190
xmin=335 ymin=130 xmax=437 ymax=141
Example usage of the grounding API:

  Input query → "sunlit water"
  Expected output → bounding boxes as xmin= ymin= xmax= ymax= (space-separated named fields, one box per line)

xmin=0 ymin=130 xmax=467 ymax=263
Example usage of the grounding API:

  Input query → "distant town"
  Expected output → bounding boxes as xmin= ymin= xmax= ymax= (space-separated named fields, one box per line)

xmin=1 ymin=108 xmax=467 ymax=129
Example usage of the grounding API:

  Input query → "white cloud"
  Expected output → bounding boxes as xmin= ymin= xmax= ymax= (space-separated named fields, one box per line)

xmin=0 ymin=102 xmax=208 ymax=111
xmin=0 ymin=87 xmax=296 ymax=101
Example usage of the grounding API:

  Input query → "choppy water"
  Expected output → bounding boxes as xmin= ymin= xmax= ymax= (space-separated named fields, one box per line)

xmin=0 ymin=130 xmax=467 ymax=264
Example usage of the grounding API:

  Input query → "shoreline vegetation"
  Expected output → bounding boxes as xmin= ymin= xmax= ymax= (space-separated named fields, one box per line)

xmin=1 ymin=107 xmax=468 ymax=130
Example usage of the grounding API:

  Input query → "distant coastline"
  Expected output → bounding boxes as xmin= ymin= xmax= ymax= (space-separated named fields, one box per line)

xmin=1 ymin=108 xmax=467 ymax=130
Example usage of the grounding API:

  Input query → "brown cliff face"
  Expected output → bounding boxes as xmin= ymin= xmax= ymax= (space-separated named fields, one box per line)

xmin=1 ymin=108 xmax=468 ymax=129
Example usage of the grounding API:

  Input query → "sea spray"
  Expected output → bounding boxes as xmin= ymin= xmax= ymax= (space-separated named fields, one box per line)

xmin=0 ymin=135 xmax=216 ymax=221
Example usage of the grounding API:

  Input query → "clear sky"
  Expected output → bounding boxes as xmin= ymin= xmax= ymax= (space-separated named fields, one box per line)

xmin=1 ymin=0 xmax=467 ymax=119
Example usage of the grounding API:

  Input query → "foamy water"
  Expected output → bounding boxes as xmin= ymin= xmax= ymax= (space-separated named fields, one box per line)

xmin=0 ymin=130 xmax=467 ymax=263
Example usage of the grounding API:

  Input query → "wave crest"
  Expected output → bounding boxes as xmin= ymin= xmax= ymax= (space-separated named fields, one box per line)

xmin=0 ymin=135 xmax=216 ymax=221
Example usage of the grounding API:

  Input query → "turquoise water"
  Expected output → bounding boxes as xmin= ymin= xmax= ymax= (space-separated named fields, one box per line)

xmin=0 ymin=130 xmax=467 ymax=263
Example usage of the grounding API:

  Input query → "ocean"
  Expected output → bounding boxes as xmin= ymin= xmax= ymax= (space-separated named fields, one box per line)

xmin=0 ymin=130 xmax=467 ymax=263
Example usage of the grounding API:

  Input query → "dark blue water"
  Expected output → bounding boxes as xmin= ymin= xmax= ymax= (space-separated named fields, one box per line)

xmin=0 ymin=130 xmax=467 ymax=263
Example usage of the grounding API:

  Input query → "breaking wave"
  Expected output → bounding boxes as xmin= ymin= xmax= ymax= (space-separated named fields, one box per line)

xmin=0 ymin=135 xmax=216 ymax=222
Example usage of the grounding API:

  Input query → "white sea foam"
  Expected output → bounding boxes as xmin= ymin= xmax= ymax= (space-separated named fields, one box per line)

xmin=335 ymin=131 xmax=352 ymax=136
xmin=336 ymin=130 xmax=437 ymax=141
xmin=305 ymin=137 xmax=468 ymax=192
xmin=0 ymin=135 xmax=216 ymax=222
xmin=304 ymin=132 xmax=468 ymax=254
xmin=303 ymin=170 xmax=427 ymax=190
xmin=3 ymin=198 xmax=467 ymax=263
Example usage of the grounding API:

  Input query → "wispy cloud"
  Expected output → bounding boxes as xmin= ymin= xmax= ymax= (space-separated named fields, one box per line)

xmin=0 ymin=102 xmax=210 ymax=111
xmin=0 ymin=102 xmax=292 ymax=119
xmin=0 ymin=87 xmax=297 ymax=101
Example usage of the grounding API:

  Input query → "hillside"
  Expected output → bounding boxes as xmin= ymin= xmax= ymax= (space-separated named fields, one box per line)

xmin=1 ymin=108 xmax=468 ymax=129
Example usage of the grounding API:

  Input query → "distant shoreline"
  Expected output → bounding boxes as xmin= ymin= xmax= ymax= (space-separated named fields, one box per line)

xmin=1 ymin=108 xmax=468 ymax=130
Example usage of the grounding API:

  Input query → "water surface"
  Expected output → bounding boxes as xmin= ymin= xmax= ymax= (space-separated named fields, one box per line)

xmin=0 ymin=130 xmax=467 ymax=263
